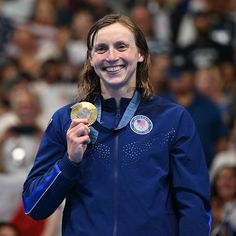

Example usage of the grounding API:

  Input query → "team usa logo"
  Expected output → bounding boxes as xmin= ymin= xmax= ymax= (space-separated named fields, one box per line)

xmin=130 ymin=115 xmax=153 ymax=135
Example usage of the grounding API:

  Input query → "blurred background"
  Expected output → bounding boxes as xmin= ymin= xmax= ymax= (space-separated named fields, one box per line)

xmin=0 ymin=0 xmax=236 ymax=235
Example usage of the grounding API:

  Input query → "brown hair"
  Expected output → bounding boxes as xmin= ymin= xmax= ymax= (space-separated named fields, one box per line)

xmin=77 ymin=13 xmax=153 ymax=101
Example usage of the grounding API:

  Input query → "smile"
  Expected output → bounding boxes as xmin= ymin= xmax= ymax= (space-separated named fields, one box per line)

xmin=104 ymin=65 xmax=125 ymax=72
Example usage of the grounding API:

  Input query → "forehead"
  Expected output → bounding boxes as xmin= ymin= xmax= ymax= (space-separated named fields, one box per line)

xmin=93 ymin=23 xmax=135 ymax=45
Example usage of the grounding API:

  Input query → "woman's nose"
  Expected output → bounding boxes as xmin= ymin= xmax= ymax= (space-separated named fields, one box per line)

xmin=106 ymin=48 xmax=118 ymax=61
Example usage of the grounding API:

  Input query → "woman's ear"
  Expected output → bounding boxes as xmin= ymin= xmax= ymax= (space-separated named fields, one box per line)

xmin=138 ymin=53 xmax=144 ymax=62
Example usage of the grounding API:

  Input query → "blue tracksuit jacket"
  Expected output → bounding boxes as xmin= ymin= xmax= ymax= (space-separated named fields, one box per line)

xmin=22 ymin=95 xmax=211 ymax=236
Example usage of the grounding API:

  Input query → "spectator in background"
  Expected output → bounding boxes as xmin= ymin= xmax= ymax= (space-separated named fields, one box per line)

xmin=66 ymin=9 xmax=95 ymax=70
xmin=29 ymin=0 xmax=58 ymax=43
xmin=0 ymin=0 xmax=37 ymax=24
xmin=0 ymin=69 xmax=32 ymax=136
xmin=23 ymin=0 xmax=61 ymax=64
xmin=147 ymin=0 xmax=172 ymax=43
xmin=71 ymin=0 xmax=112 ymax=21
xmin=166 ymin=54 xmax=228 ymax=167
xmin=130 ymin=3 xmax=160 ymax=55
xmin=180 ymin=9 xmax=233 ymax=69
xmin=169 ymin=0 xmax=192 ymax=45
xmin=50 ymin=0 xmax=74 ymax=27
xmin=203 ymin=0 xmax=236 ymax=48
xmin=195 ymin=65 xmax=231 ymax=126
xmin=30 ymin=58 xmax=77 ymax=128
xmin=0 ymin=222 xmax=20 ymax=236
xmin=176 ymin=4 xmax=235 ymax=87
xmin=210 ymin=151 xmax=236 ymax=235
xmin=5 ymin=25 xmax=41 ymax=78
xmin=149 ymin=41 xmax=172 ymax=96
xmin=0 ymin=87 xmax=42 ymax=227
xmin=0 ymin=86 xmax=62 ymax=236
xmin=0 ymin=59 xmax=20 ymax=90
xmin=0 ymin=88 xmax=42 ymax=173
xmin=0 ymin=58 xmax=20 ymax=118
xmin=174 ymin=0 xmax=207 ymax=48
xmin=176 ymin=0 xmax=236 ymax=49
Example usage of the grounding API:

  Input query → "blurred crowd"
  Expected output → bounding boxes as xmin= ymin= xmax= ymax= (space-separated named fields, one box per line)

xmin=0 ymin=0 xmax=236 ymax=235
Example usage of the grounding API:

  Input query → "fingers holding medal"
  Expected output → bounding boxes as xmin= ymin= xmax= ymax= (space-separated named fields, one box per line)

xmin=70 ymin=102 xmax=97 ymax=126
xmin=67 ymin=102 xmax=97 ymax=163
xmin=67 ymin=121 xmax=90 ymax=163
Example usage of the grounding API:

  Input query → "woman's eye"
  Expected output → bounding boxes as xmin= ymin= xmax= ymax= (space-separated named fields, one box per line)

xmin=96 ymin=49 xmax=106 ymax=54
xmin=95 ymin=46 xmax=107 ymax=54
xmin=117 ymin=44 xmax=128 ymax=51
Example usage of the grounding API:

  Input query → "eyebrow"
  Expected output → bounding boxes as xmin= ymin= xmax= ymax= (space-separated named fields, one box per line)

xmin=115 ymin=40 xmax=129 ymax=44
xmin=94 ymin=43 xmax=107 ymax=48
xmin=94 ymin=40 xmax=130 ymax=46
xmin=114 ymin=41 xmax=130 ymax=46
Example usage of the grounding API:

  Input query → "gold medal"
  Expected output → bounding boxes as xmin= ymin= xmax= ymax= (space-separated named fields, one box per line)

xmin=71 ymin=102 xmax=97 ymax=126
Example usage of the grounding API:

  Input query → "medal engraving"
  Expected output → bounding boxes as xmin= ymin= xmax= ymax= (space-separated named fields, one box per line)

xmin=71 ymin=102 xmax=97 ymax=126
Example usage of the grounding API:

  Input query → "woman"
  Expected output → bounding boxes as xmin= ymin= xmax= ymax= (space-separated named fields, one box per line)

xmin=210 ymin=151 xmax=236 ymax=235
xmin=22 ymin=14 xmax=211 ymax=235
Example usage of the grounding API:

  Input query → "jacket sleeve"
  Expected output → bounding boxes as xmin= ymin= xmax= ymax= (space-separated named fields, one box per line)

xmin=22 ymin=110 xmax=81 ymax=220
xmin=170 ymin=108 xmax=212 ymax=236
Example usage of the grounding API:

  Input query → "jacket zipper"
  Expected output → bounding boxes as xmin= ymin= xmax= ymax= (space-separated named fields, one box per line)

xmin=113 ymin=108 xmax=120 ymax=236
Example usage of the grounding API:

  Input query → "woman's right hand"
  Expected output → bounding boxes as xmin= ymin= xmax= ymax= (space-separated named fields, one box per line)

xmin=66 ymin=118 xmax=90 ymax=164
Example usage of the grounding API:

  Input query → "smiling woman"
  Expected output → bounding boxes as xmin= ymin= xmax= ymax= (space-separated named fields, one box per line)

xmin=22 ymin=14 xmax=211 ymax=236
xmin=89 ymin=22 xmax=144 ymax=102
xmin=79 ymin=14 xmax=152 ymax=102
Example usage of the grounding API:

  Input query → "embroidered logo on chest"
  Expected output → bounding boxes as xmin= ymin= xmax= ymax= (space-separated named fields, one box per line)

xmin=130 ymin=115 xmax=153 ymax=135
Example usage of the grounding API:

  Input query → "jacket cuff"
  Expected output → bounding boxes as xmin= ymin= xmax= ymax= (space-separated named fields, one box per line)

xmin=57 ymin=154 xmax=81 ymax=180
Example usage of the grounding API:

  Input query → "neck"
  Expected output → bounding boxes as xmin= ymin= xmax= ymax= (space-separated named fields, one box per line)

xmin=101 ymin=87 xmax=136 ymax=107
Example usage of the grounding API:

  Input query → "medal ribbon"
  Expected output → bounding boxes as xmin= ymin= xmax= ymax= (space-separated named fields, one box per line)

xmin=90 ymin=91 xmax=141 ymax=143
